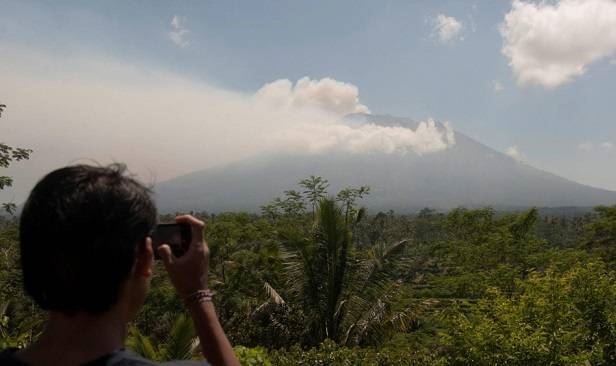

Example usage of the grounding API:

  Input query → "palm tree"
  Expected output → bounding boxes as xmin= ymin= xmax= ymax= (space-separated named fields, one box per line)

xmin=127 ymin=314 xmax=199 ymax=361
xmin=271 ymin=198 xmax=414 ymax=346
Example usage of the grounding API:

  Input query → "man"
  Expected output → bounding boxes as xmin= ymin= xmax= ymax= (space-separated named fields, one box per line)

xmin=0 ymin=164 xmax=240 ymax=365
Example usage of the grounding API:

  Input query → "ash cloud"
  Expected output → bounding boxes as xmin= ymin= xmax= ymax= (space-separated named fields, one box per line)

xmin=0 ymin=47 xmax=455 ymax=202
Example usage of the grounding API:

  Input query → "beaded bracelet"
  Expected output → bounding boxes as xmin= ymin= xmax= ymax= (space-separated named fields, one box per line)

xmin=184 ymin=289 xmax=214 ymax=305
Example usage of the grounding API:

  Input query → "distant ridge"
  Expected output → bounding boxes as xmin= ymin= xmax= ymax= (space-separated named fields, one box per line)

xmin=155 ymin=114 xmax=616 ymax=213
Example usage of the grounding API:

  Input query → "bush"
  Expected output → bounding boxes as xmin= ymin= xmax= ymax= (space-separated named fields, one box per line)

xmin=268 ymin=340 xmax=446 ymax=366
xmin=234 ymin=346 xmax=272 ymax=366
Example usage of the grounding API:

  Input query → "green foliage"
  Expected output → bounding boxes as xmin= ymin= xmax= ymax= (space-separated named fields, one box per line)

xmin=411 ymin=207 xmax=548 ymax=299
xmin=263 ymin=176 xmax=368 ymax=222
xmin=583 ymin=205 xmax=616 ymax=262
xmin=268 ymin=339 xmax=446 ymax=366
xmin=4 ymin=167 xmax=616 ymax=365
xmin=1 ymin=104 xmax=33 ymax=215
xmin=0 ymin=301 xmax=31 ymax=349
xmin=0 ymin=225 xmax=21 ymax=299
xmin=535 ymin=213 xmax=590 ymax=248
xmin=443 ymin=261 xmax=616 ymax=365
xmin=273 ymin=197 xmax=412 ymax=346
xmin=202 ymin=213 xmax=292 ymax=347
xmin=0 ymin=224 xmax=44 ymax=349
xmin=135 ymin=261 xmax=184 ymax=341
xmin=336 ymin=186 xmax=370 ymax=224
xmin=128 ymin=314 xmax=198 ymax=361
xmin=300 ymin=175 xmax=330 ymax=215
xmin=127 ymin=326 xmax=159 ymax=361
xmin=234 ymin=346 xmax=272 ymax=366
xmin=165 ymin=314 xmax=197 ymax=360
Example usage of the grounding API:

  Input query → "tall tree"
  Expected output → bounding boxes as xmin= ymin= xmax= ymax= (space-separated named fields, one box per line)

xmin=336 ymin=186 xmax=369 ymax=224
xmin=582 ymin=205 xmax=616 ymax=261
xmin=299 ymin=176 xmax=329 ymax=216
xmin=274 ymin=198 xmax=412 ymax=346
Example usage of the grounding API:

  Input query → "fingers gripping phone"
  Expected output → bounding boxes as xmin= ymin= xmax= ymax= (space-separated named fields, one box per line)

xmin=151 ymin=223 xmax=192 ymax=259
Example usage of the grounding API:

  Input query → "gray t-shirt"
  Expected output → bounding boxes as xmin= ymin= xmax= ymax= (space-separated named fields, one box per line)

xmin=0 ymin=349 xmax=209 ymax=366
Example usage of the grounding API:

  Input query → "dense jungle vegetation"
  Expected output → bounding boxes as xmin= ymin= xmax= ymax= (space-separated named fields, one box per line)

xmin=2 ymin=174 xmax=616 ymax=365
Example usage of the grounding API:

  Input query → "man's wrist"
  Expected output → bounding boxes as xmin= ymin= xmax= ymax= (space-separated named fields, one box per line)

xmin=186 ymin=298 xmax=218 ymax=316
xmin=183 ymin=289 xmax=214 ymax=305
xmin=176 ymin=283 xmax=208 ymax=299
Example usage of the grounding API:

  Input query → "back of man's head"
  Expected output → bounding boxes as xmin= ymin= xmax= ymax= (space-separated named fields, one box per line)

xmin=19 ymin=164 xmax=157 ymax=315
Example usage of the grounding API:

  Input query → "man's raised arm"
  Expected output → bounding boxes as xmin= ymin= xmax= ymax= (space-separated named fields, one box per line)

xmin=157 ymin=215 xmax=240 ymax=366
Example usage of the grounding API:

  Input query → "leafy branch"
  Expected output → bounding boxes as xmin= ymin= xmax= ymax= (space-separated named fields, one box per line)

xmin=0 ymin=104 xmax=33 ymax=215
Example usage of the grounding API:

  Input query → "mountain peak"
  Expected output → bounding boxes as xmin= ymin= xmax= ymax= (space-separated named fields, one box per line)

xmin=155 ymin=115 xmax=616 ymax=213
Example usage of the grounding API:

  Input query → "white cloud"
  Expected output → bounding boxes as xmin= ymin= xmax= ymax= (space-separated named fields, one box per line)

xmin=493 ymin=80 xmax=504 ymax=93
xmin=433 ymin=14 xmax=463 ymax=43
xmin=577 ymin=141 xmax=614 ymax=152
xmin=578 ymin=142 xmax=594 ymax=151
xmin=505 ymin=145 xmax=524 ymax=162
xmin=500 ymin=0 xmax=616 ymax=89
xmin=601 ymin=141 xmax=614 ymax=152
xmin=254 ymin=77 xmax=370 ymax=117
xmin=0 ymin=46 xmax=455 ymax=202
xmin=169 ymin=15 xmax=190 ymax=48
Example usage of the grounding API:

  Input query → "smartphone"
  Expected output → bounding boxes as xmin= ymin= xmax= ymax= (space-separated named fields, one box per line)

xmin=151 ymin=223 xmax=192 ymax=259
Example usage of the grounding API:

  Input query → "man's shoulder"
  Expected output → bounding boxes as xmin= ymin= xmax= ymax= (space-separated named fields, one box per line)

xmin=0 ymin=349 xmax=208 ymax=366
xmin=0 ymin=349 xmax=25 ymax=365
xmin=84 ymin=350 xmax=208 ymax=366
xmin=87 ymin=350 xmax=209 ymax=366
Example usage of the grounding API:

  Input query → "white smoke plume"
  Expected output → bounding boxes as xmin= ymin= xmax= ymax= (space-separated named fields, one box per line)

xmin=270 ymin=118 xmax=455 ymax=156
xmin=505 ymin=145 xmax=524 ymax=162
xmin=0 ymin=46 xmax=455 ymax=202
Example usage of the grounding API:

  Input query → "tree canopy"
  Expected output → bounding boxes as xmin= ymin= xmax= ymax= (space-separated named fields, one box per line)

xmin=3 ymin=175 xmax=616 ymax=365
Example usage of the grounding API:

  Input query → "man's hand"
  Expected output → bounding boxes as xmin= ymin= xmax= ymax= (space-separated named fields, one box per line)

xmin=157 ymin=215 xmax=209 ymax=298
xmin=157 ymin=214 xmax=239 ymax=365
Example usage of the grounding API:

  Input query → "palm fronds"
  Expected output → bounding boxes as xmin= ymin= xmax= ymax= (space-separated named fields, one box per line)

xmin=264 ymin=282 xmax=286 ymax=305
xmin=127 ymin=314 xmax=198 ymax=361
xmin=163 ymin=314 xmax=198 ymax=360
xmin=272 ymin=197 xmax=414 ymax=346
xmin=127 ymin=326 xmax=159 ymax=361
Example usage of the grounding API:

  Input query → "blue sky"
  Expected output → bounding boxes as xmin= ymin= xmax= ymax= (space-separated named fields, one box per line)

xmin=1 ymin=0 xmax=616 ymax=197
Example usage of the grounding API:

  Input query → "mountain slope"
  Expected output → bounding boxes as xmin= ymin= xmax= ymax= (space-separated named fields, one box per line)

xmin=155 ymin=114 xmax=616 ymax=213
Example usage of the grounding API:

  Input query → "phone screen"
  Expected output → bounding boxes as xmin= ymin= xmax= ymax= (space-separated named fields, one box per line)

xmin=151 ymin=223 xmax=192 ymax=259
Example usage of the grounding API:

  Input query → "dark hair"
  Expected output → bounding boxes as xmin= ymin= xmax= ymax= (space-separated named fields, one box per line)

xmin=19 ymin=164 xmax=157 ymax=314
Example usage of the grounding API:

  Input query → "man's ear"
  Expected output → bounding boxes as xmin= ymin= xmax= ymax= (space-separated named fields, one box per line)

xmin=135 ymin=237 xmax=154 ymax=278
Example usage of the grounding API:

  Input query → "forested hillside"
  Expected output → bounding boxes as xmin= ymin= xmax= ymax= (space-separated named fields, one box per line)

xmin=3 ymin=177 xmax=616 ymax=365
